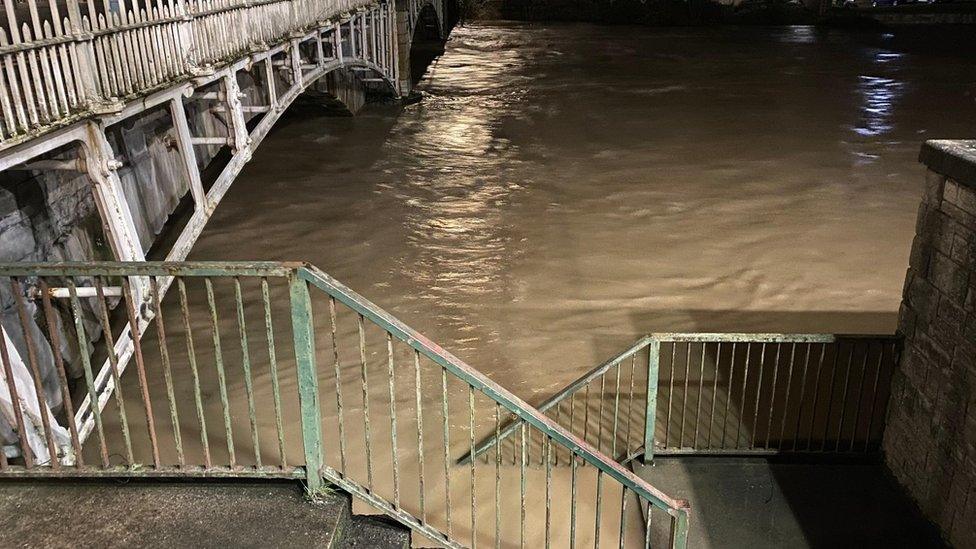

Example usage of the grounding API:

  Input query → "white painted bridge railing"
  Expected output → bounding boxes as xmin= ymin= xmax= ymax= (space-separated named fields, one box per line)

xmin=0 ymin=0 xmax=392 ymax=149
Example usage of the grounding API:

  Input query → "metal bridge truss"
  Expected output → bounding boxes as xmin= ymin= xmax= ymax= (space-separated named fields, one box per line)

xmin=0 ymin=0 xmax=449 ymax=477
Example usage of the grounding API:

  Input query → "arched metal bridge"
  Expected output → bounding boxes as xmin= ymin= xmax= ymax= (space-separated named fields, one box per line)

xmin=0 ymin=0 xmax=445 ymax=268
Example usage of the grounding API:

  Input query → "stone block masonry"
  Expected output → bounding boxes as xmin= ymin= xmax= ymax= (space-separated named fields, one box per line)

xmin=884 ymin=140 xmax=976 ymax=549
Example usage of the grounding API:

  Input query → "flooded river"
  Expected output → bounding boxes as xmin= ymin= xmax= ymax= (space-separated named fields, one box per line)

xmin=86 ymin=22 xmax=976 ymax=547
xmin=192 ymin=22 xmax=976 ymax=403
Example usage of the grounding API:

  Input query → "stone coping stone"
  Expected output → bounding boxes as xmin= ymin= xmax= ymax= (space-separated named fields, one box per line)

xmin=920 ymin=140 xmax=976 ymax=190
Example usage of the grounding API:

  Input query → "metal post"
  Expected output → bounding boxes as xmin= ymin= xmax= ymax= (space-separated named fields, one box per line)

xmin=222 ymin=74 xmax=250 ymax=155
xmin=289 ymin=271 xmax=324 ymax=495
xmin=264 ymin=56 xmax=278 ymax=110
xmin=316 ymin=30 xmax=325 ymax=69
xmin=334 ymin=21 xmax=343 ymax=61
xmin=83 ymin=122 xmax=150 ymax=309
xmin=671 ymin=510 xmax=690 ymax=549
xmin=643 ymin=338 xmax=660 ymax=464
xmin=169 ymin=96 xmax=205 ymax=210
xmin=84 ymin=122 xmax=146 ymax=263
xmin=289 ymin=39 xmax=303 ymax=88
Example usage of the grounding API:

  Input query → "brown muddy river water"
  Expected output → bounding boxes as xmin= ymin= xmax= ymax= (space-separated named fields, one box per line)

xmin=102 ymin=21 xmax=976 ymax=547
xmin=193 ymin=22 xmax=976 ymax=402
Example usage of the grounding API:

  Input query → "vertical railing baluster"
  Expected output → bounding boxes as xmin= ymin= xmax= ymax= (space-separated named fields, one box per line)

xmin=149 ymin=276 xmax=183 ymax=467
xmin=618 ymin=487 xmax=627 ymax=549
xmin=821 ymin=341 xmax=842 ymax=451
xmin=679 ymin=342 xmax=690 ymax=449
xmin=735 ymin=342 xmax=750 ymax=449
xmin=288 ymin=272 xmax=323 ymax=494
xmin=262 ymin=278 xmax=287 ymax=467
xmin=441 ymin=366 xmax=452 ymax=538
xmin=414 ymin=349 xmax=427 ymax=522
xmin=178 ymin=278 xmax=210 ymax=468
xmin=545 ymin=434 xmax=552 ymax=549
xmin=66 ymin=279 xmax=109 ymax=468
xmin=708 ymin=342 xmax=721 ymax=449
xmin=693 ymin=342 xmax=705 ymax=449
xmin=777 ymin=343 xmax=797 ymax=449
xmin=597 ymin=374 xmax=606 ymax=453
xmin=553 ymin=400 xmax=563 ymax=466
xmin=233 ymin=277 xmax=261 ymax=467
xmin=625 ymin=352 xmax=637 ymax=458
xmin=39 ymin=279 xmax=83 ymax=465
xmin=583 ymin=384 xmax=590 ymax=452
xmin=11 ymin=278 xmax=60 ymax=467
xmin=494 ymin=402 xmax=501 ymax=549
xmin=834 ymin=342 xmax=856 ymax=452
xmin=357 ymin=313 xmax=373 ymax=490
xmin=520 ymin=422 xmax=526 ymax=549
xmin=93 ymin=277 xmax=134 ymax=465
xmin=120 ymin=277 xmax=161 ymax=468
xmin=806 ymin=342 xmax=827 ymax=451
xmin=205 ymin=278 xmax=235 ymax=467
xmin=570 ymin=454 xmax=578 ymax=549
xmin=569 ymin=392 xmax=576 ymax=448
xmin=0 ymin=305 xmax=35 ymax=468
xmin=387 ymin=333 xmax=400 ymax=507
xmin=764 ymin=343 xmax=782 ymax=449
xmin=468 ymin=385 xmax=476 ymax=549
xmin=593 ymin=469 xmax=603 ymax=549
xmin=751 ymin=343 xmax=767 ymax=449
xmin=644 ymin=499 xmax=652 ymax=549
xmin=328 ymin=297 xmax=346 ymax=474
xmin=644 ymin=339 xmax=659 ymax=464
xmin=664 ymin=343 xmax=675 ymax=449
xmin=611 ymin=361 xmax=621 ymax=459
xmin=721 ymin=342 xmax=736 ymax=449
xmin=849 ymin=341 xmax=872 ymax=452
xmin=791 ymin=343 xmax=814 ymax=452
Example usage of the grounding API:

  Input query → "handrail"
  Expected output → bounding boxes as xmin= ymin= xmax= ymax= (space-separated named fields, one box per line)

xmin=0 ymin=261 xmax=691 ymax=548
xmin=475 ymin=331 xmax=901 ymax=468
xmin=458 ymin=335 xmax=653 ymax=465
xmin=0 ymin=0 xmax=376 ymax=146
xmin=298 ymin=264 xmax=690 ymax=518
xmin=649 ymin=332 xmax=900 ymax=343
xmin=0 ymin=261 xmax=299 ymax=277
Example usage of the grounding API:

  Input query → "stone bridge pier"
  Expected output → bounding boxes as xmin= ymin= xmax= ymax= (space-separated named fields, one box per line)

xmin=395 ymin=0 xmax=449 ymax=95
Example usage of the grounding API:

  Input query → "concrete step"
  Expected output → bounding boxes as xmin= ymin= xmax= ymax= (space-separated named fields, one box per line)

xmin=630 ymin=457 xmax=945 ymax=548
xmin=338 ymin=514 xmax=412 ymax=549
xmin=0 ymin=480 xmax=410 ymax=548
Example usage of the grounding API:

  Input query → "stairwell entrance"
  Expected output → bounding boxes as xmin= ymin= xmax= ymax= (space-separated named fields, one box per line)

xmin=0 ymin=261 xmax=690 ymax=548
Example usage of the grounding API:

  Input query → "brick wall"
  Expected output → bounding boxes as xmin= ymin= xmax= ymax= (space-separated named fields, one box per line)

xmin=884 ymin=140 xmax=976 ymax=548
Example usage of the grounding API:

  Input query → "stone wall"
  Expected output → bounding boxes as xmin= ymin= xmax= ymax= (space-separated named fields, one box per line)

xmin=884 ymin=140 xmax=976 ymax=549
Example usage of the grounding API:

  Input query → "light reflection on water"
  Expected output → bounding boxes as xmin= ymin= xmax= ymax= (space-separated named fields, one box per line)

xmin=853 ymin=75 xmax=904 ymax=137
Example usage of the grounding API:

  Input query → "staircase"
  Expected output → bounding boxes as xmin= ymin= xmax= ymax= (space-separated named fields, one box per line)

xmin=0 ymin=261 xmax=689 ymax=548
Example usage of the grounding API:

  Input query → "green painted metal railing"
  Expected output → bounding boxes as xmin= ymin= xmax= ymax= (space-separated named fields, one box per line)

xmin=465 ymin=333 xmax=900 ymax=466
xmin=0 ymin=262 xmax=690 ymax=548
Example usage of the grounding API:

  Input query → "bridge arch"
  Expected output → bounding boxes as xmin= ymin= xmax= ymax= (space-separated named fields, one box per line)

xmin=0 ymin=0 xmax=455 ymax=474
xmin=0 ymin=4 xmax=410 ymax=269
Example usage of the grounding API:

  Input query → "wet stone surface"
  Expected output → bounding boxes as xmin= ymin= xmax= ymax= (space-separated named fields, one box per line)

xmin=0 ymin=480 xmax=350 ymax=548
